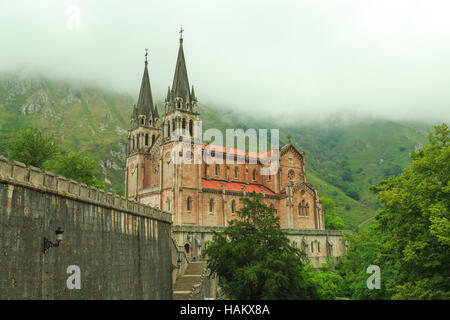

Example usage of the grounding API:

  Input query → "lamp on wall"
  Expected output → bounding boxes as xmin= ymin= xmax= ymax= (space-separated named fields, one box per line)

xmin=43 ymin=227 xmax=64 ymax=254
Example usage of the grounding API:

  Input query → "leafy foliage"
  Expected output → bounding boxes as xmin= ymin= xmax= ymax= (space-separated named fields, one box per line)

xmin=339 ymin=124 xmax=450 ymax=299
xmin=5 ymin=127 xmax=104 ymax=189
xmin=47 ymin=152 xmax=105 ymax=189
xmin=370 ymin=123 xmax=450 ymax=299
xmin=6 ymin=127 xmax=59 ymax=168
xmin=321 ymin=197 xmax=346 ymax=230
xmin=203 ymin=193 xmax=320 ymax=300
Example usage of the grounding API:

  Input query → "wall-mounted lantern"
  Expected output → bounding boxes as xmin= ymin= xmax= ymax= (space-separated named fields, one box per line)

xmin=43 ymin=227 xmax=64 ymax=254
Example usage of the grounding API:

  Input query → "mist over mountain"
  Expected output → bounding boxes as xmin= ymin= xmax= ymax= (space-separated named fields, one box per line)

xmin=0 ymin=72 xmax=435 ymax=229
xmin=1 ymin=0 xmax=450 ymax=123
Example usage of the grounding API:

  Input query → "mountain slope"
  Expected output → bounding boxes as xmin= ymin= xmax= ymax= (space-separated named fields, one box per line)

xmin=0 ymin=73 xmax=432 ymax=229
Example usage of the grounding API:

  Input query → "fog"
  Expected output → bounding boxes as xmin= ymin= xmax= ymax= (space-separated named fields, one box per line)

xmin=1 ymin=0 xmax=450 ymax=123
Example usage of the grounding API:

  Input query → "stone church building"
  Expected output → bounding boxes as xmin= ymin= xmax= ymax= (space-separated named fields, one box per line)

xmin=125 ymin=33 xmax=345 ymax=268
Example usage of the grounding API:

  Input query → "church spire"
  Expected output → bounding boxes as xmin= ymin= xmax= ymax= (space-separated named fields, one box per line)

xmin=132 ymin=49 xmax=158 ymax=128
xmin=165 ymin=27 xmax=198 ymax=114
xmin=171 ymin=28 xmax=190 ymax=104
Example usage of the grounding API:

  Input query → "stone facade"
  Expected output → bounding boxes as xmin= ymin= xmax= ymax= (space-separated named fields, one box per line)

xmin=126 ymin=34 xmax=347 ymax=268
xmin=0 ymin=156 xmax=172 ymax=299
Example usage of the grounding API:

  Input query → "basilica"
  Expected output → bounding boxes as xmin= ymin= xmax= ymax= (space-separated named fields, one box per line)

xmin=125 ymin=32 xmax=345 ymax=267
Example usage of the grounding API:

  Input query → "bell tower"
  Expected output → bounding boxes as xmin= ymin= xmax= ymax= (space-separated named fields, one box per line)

xmin=125 ymin=50 xmax=161 ymax=201
xmin=162 ymin=28 xmax=199 ymax=143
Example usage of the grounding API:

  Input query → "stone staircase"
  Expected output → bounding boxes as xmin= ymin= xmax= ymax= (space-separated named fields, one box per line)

xmin=173 ymin=261 xmax=207 ymax=300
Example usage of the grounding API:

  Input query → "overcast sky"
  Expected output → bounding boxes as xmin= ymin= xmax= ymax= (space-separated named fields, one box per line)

xmin=1 ymin=0 xmax=449 ymax=123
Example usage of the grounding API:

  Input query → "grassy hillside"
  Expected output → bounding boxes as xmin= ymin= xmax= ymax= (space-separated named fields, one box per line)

xmin=0 ymin=73 xmax=432 ymax=229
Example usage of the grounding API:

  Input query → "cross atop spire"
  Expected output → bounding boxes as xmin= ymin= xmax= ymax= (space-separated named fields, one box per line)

xmin=179 ymin=25 xmax=184 ymax=42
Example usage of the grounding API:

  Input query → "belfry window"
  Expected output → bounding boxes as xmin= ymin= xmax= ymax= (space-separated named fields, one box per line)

xmin=189 ymin=120 xmax=193 ymax=137
xmin=209 ymin=199 xmax=214 ymax=213
xmin=145 ymin=134 xmax=149 ymax=146
xmin=141 ymin=118 xmax=145 ymax=125
xmin=187 ymin=197 xmax=192 ymax=211
xmin=182 ymin=118 xmax=186 ymax=130
xmin=167 ymin=122 xmax=171 ymax=138
xmin=177 ymin=101 xmax=181 ymax=109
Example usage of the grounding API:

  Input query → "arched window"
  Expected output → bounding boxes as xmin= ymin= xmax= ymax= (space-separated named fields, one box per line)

xmin=231 ymin=200 xmax=235 ymax=214
xmin=317 ymin=242 xmax=320 ymax=252
xmin=172 ymin=119 xmax=176 ymax=131
xmin=184 ymin=243 xmax=190 ymax=253
xmin=177 ymin=101 xmax=181 ymax=109
xmin=311 ymin=241 xmax=314 ymax=252
xmin=234 ymin=167 xmax=238 ymax=178
xmin=167 ymin=122 xmax=171 ymax=138
xmin=301 ymin=200 xmax=305 ymax=216
xmin=187 ymin=197 xmax=192 ymax=211
xmin=145 ymin=134 xmax=149 ymax=146
xmin=252 ymin=169 xmax=257 ymax=181
xmin=141 ymin=118 xmax=144 ymax=125
xmin=167 ymin=199 xmax=171 ymax=212
xmin=189 ymin=120 xmax=193 ymax=137
xmin=305 ymin=204 xmax=309 ymax=216
xmin=209 ymin=199 xmax=214 ymax=213
xmin=152 ymin=135 xmax=155 ymax=144
xmin=215 ymin=165 xmax=219 ymax=176
xmin=298 ymin=203 xmax=302 ymax=216
xmin=182 ymin=118 xmax=186 ymax=130
xmin=132 ymin=136 xmax=135 ymax=149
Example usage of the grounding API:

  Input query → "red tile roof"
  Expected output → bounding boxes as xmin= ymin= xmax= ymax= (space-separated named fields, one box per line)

xmin=202 ymin=178 xmax=275 ymax=195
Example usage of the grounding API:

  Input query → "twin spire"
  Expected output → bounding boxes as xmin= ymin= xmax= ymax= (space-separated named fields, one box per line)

xmin=131 ymin=28 xmax=197 ymax=128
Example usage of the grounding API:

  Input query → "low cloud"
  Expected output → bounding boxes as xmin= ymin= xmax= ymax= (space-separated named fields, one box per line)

xmin=1 ymin=0 xmax=449 ymax=124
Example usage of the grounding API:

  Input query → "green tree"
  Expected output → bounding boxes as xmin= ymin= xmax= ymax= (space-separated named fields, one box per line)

xmin=310 ymin=260 xmax=346 ymax=299
xmin=370 ymin=123 xmax=450 ymax=299
xmin=6 ymin=127 xmax=59 ymax=168
xmin=337 ymin=226 xmax=393 ymax=299
xmin=203 ymin=193 xmax=320 ymax=300
xmin=47 ymin=152 xmax=105 ymax=189
xmin=321 ymin=197 xmax=345 ymax=230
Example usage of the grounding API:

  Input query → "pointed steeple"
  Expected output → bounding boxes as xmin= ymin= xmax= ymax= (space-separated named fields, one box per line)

xmin=153 ymin=103 xmax=159 ymax=119
xmin=191 ymin=85 xmax=197 ymax=102
xmin=165 ymin=28 xmax=198 ymax=114
xmin=131 ymin=49 xmax=159 ymax=128
xmin=136 ymin=54 xmax=154 ymax=117
xmin=171 ymin=35 xmax=190 ymax=102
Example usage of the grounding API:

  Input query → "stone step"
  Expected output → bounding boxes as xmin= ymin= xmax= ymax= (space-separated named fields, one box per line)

xmin=184 ymin=262 xmax=206 ymax=275
xmin=173 ymin=261 xmax=208 ymax=300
